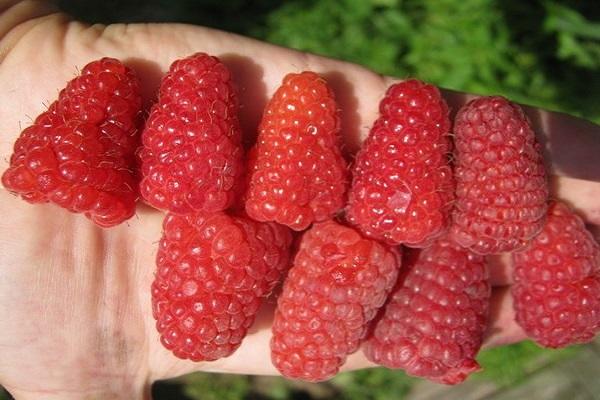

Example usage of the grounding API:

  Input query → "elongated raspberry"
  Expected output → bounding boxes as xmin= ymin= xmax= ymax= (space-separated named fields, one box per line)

xmin=140 ymin=53 xmax=244 ymax=214
xmin=1 ymin=57 xmax=142 ymax=227
xmin=347 ymin=79 xmax=454 ymax=247
xmin=364 ymin=240 xmax=491 ymax=385
xmin=152 ymin=212 xmax=292 ymax=361
xmin=271 ymin=220 xmax=400 ymax=381
xmin=450 ymin=96 xmax=548 ymax=254
xmin=512 ymin=202 xmax=600 ymax=348
xmin=245 ymin=72 xmax=348 ymax=231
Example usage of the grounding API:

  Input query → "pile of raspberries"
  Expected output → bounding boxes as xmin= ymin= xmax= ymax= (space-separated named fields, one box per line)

xmin=3 ymin=53 xmax=599 ymax=385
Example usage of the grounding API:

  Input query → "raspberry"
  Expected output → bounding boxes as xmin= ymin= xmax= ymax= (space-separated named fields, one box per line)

xmin=1 ymin=57 xmax=142 ymax=227
xmin=244 ymin=72 xmax=348 ymax=231
xmin=152 ymin=212 xmax=292 ymax=361
xmin=347 ymin=79 xmax=454 ymax=247
xmin=364 ymin=240 xmax=491 ymax=385
xmin=450 ymin=96 xmax=548 ymax=254
xmin=512 ymin=202 xmax=600 ymax=348
xmin=140 ymin=53 xmax=244 ymax=214
xmin=271 ymin=220 xmax=400 ymax=381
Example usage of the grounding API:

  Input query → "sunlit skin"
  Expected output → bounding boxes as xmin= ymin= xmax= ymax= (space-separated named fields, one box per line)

xmin=0 ymin=1 xmax=599 ymax=399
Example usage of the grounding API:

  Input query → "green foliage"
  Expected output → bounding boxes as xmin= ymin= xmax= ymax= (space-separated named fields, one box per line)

xmin=331 ymin=368 xmax=414 ymax=400
xmin=256 ymin=0 xmax=414 ymax=77
xmin=545 ymin=2 xmax=600 ymax=69
xmin=475 ymin=340 xmax=580 ymax=387
xmin=182 ymin=373 xmax=250 ymax=400
xmin=403 ymin=0 xmax=554 ymax=103
xmin=176 ymin=369 xmax=414 ymax=400
xmin=250 ymin=377 xmax=293 ymax=400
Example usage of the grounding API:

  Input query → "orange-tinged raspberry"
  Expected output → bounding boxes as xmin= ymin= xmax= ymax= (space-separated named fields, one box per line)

xmin=245 ymin=72 xmax=348 ymax=231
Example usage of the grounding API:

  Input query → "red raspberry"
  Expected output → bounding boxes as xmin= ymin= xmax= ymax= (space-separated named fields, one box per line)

xmin=152 ymin=212 xmax=292 ymax=361
xmin=140 ymin=53 xmax=244 ymax=214
xmin=271 ymin=220 xmax=400 ymax=381
xmin=450 ymin=96 xmax=548 ymax=254
xmin=245 ymin=72 xmax=348 ymax=231
xmin=512 ymin=202 xmax=600 ymax=348
xmin=364 ymin=240 xmax=491 ymax=385
xmin=347 ymin=79 xmax=454 ymax=247
xmin=1 ymin=58 xmax=142 ymax=227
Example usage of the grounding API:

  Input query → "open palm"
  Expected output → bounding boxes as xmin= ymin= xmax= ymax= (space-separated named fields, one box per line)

xmin=1 ymin=1 xmax=599 ymax=399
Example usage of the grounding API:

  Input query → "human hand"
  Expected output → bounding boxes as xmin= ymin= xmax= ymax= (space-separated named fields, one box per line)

xmin=1 ymin=1 xmax=599 ymax=398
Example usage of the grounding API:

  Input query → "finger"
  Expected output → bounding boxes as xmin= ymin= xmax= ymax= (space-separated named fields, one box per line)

xmin=3 ymin=15 xmax=600 ymax=225
xmin=442 ymin=90 xmax=600 ymax=225
xmin=441 ymin=89 xmax=600 ymax=180
xmin=4 ymin=11 xmax=600 ymax=177
xmin=551 ymin=176 xmax=600 ymax=226
xmin=148 ymin=284 xmax=524 ymax=379
xmin=146 ymin=300 xmax=281 ymax=380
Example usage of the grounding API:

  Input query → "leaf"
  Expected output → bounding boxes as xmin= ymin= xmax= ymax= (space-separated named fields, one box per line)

xmin=544 ymin=2 xmax=600 ymax=68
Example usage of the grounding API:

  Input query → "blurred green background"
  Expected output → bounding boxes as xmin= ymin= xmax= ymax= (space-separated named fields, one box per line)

xmin=1 ymin=0 xmax=599 ymax=399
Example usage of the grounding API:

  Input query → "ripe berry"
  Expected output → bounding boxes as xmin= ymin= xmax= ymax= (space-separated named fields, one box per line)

xmin=271 ymin=220 xmax=400 ymax=381
xmin=364 ymin=240 xmax=491 ymax=385
xmin=450 ymin=96 xmax=548 ymax=254
xmin=152 ymin=212 xmax=292 ymax=361
xmin=245 ymin=72 xmax=348 ymax=231
xmin=512 ymin=202 xmax=600 ymax=348
xmin=347 ymin=79 xmax=454 ymax=247
xmin=140 ymin=53 xmax=244 ymax=214
xmin=1 ymin=57 xmax=142 ymax=227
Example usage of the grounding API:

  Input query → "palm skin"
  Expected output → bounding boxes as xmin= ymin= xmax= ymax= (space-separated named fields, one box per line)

xmin=1 ymin=1 xmax=599 ymax=399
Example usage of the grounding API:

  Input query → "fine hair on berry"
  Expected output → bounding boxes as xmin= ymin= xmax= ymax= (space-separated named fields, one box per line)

xmin=1 ymin=57 xmax=143 ymax=227
xmin=140 ymin=52 xmax=244 ymax=214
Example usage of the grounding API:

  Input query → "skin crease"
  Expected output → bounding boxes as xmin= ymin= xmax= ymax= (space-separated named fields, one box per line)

xmin=0 ymin=1 xmax=599 ymax=399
